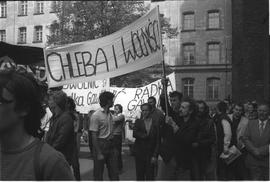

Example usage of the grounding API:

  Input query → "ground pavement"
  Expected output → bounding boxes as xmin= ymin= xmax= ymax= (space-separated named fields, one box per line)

xmin=79 ymin=142 xmax=137 ymax=180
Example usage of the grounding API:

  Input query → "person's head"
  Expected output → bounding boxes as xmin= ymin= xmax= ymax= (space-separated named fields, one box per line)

xmin=247 ymin=102 xmax=257 ymax=114
xmin=114 ymin=104 xmax=123 ymax=114
xmin=179 ymin=98 xmax=196 ymax=118
xmin=169 ymin=91 xmax=182 ymax=112
xmin=66 ymin=97 xmax=76 ymax=112
xmin=216 ymin=101 xmax=227 ymax=115
xmin=257 ymin=102 xmax=270 ymax=121
xmin=140 ymin=103 xmax=152 ymax=119
xmin=148 ymin=96 xmax=156 ymax=110
xmin=196 ymin=100 xmax=209 ymax=118
xmin=99 ymin=91 xmax=115 ymax=108
xmin=232 ymin=103 xmax=244 ymax=119
xmin=48 ymin=91 xmax=67 ymax=115
xmin=0 ymin=69 xmax=44 ymax=137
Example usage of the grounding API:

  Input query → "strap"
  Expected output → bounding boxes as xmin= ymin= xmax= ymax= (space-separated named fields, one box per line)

xmin=34 ymin=140 xmax=44 ymax=180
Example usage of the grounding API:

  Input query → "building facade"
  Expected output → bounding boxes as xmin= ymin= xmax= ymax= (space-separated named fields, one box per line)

xmin=0 ymin=1 xmax=57 ymax=48
xmin=151 ymin=0 xmax=232 ymax=106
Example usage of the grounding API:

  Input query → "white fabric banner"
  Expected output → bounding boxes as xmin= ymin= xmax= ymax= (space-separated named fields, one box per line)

xmin=62 ymin=79 xmax=110 ymax=114
xmin=111 ymin=72 xmax=176 ymax=119
xmin=45 ymin=7 xmax=162 ymax=87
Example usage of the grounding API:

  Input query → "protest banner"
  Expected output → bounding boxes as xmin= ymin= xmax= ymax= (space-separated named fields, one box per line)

xmin=110 ymin=72 xmax=176 ymax=119
xmin=45 ymin=7 xmax=162 ymax=88
xmin=62 ymin=79 xmax=110 ymax=114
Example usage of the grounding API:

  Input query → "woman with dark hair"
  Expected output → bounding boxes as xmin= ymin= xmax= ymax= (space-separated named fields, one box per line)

xmin=133 ymin=103 xmax=160 ymax=180
xmin=0 ymin=68 xmax=74 ymax=180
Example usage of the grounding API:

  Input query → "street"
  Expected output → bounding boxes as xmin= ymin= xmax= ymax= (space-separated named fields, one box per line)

xmin=79 ymin=142 xmax=137 ymax=180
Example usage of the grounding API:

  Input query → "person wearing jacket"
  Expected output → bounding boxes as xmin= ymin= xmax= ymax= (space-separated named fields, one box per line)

xmin=46 ymin=91 xmax=75 ymax=167
xmin=157 ymin=79 xmax=183 ymax=180
xmin=133 ymin=103 xmax=160 ymax=180
xmin=192 ymin=100 xmax=216 ymax=180
xmin=227 ymin=103 xmax=249 ymax=180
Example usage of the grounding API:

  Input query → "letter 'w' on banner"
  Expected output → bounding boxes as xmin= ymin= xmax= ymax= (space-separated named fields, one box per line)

xmin=45 ymin=7 xmax=163 ymax=88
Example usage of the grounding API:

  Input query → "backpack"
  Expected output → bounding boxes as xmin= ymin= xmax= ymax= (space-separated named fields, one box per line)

xmin=34 ymin=140 xmax=44 ymax=180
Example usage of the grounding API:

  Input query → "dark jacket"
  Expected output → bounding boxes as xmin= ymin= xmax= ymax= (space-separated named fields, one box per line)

xmin=243 ymin=119 xmax=270 ymax=167
xmin=159 ymin=93 xmax=181 ymax=163
xmin=195 ymin=115 xmax=216 ymax=159
xmin=133 ymin=118 xmax=160 ymax=160
xmin=46 ymin=111 xmax=75 ymax=165
xmin=174 ymin=115 xmax=201 ymax=169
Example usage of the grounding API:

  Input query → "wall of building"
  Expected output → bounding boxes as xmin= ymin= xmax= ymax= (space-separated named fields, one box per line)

xmin=0 ymin=1 xmax=57 ymax=47
xmin=232 ymin=0 xmax=269 ymax=102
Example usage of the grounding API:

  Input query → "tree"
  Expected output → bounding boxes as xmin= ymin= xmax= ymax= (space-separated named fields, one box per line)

xmin=47 ymin=1 xmax=177 ymax=87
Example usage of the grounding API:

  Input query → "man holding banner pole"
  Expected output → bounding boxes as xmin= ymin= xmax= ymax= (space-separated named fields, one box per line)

xmin=157 ymin=79 xmax=184 ymax=180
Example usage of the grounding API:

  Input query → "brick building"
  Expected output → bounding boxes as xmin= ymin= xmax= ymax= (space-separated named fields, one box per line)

xmin=0 ymin=1 xmax=57 ymax=47
xmin=232 ymin=0 xmax=269 ymax=103
xmin=152 ymin=0 xmax=232 ymax=106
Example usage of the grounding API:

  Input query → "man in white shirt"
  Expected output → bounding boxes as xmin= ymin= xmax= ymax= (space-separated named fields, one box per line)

xmin=89 ymin=91 xmax=119 ymax=180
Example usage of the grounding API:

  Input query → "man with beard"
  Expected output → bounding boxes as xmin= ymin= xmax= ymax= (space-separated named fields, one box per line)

xmin=191 ymin=101 xmax=216 ymax=180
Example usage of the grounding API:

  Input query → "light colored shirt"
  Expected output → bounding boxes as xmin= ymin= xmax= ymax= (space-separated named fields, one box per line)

xmin=222 ymin=119 xmax=232 ymax=151
xmin=259 ymin=119 xmax=268 ymax=130
xmin=89 ymin=108 xmax=113 ymax=139
xmin=112 ymin=113 xmax=125 ymax=136
xmin=144 ymin=118 xmax=152 ymax=135
xmin=41 ymin=107 xmax=52 ymax=132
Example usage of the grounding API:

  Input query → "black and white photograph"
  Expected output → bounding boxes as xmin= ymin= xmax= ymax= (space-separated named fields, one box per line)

xmin=0 ymin=0 xmax=269 ymax=180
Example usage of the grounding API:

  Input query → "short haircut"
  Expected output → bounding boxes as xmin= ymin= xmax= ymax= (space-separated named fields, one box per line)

xmin=234 ymin=103 xmax=244 ymax=110
xmin=99 ymin=91 xmax=115 ymax=107
xmin=217 ymin=101 xmax=227 ymax=114
xmin=148 ymin=96 xmax=156 ymax=104
xmin=140 ymin=103 xmax=152 ymax=111
xmin=114 ymin=104 xmax=123 ymax=113
xmin=182 ymin=97 xmax=197 ymax=114
xmin=257 ymin=101 xmax=270 ymax=109
xmin=0 ymin=68 xmax=44 ymax=138
xmin=169 ymin=91 xmax=183 ymax=101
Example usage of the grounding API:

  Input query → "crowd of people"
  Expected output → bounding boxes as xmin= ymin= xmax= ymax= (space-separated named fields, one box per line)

xmin=0 ymin=68 xmax=269 ymax=181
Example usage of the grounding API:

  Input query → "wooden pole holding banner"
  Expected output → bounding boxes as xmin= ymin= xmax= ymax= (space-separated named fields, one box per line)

xmin=157 ymin=5 xmax=169 ymax=116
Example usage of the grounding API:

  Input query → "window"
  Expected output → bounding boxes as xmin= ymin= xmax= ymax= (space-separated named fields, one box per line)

xmin=35 ymin=1 xmax=44 ymax=14
xmin=19 ymin=1 xmax=27 ymax=16
xmin=0 ymin=1 xmax=7 ymax=18
xmin=34 ymin=26 xmax=42 ymax=42
xmin=183 ymin=43 xmax=195 ymax=64
xmin=208 ymin=10 xmax=220 ymax=29
xmin=0 ymin=30 xmax=6 ymax=41
xmin=208 ymin=42 xmax=220 ymax=64
xmin=18 ymin=27 xmax=26 ymax=44
xmin=207 ymin=78 xmax=220 ymax=100
xmin=182 ymin=78 xmax=194 ymax=98
xmin=183 ymin=12 xmax=195 ymax=30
